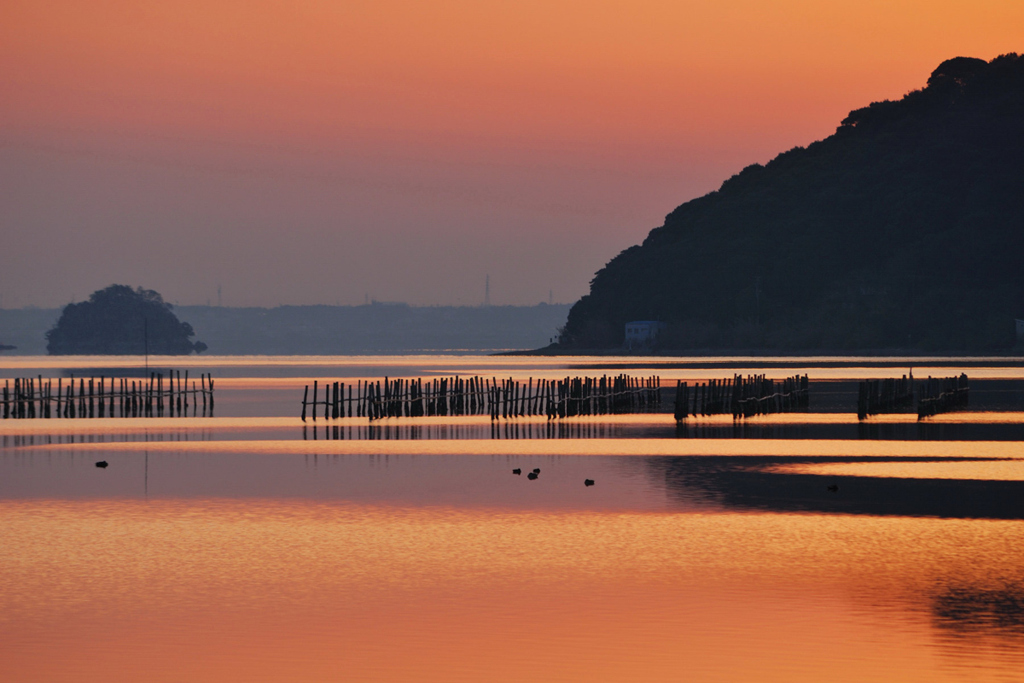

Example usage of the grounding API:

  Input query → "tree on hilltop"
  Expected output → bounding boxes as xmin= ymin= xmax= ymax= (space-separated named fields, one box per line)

xmin=46 ymin=285 xmax=207 ymax=355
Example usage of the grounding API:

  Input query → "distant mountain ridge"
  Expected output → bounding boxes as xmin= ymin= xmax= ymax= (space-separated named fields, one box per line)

xmin=559 ymin=54 xmax=1024 ymax=352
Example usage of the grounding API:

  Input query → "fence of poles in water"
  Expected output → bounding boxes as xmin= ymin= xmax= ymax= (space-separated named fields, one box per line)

xmin=857 ymin=373 xmax=915 ymax=420
xmin=917 ymin=374 xmax=969 ymax=419
xmin=300 ymin=375 xmax=663 ymax=422
xmin=1 ymin=371 xmax=215 ymax=419
xmin=674 ymin=374 xmax=810 ymax=421
xmin=854 ymin=372 xmax=970 ymax=420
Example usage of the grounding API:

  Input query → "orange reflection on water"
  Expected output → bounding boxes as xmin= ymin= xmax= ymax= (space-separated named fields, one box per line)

xmin=771 ymin=459 xmax=1024 ymax=481
xmin=25 ymin=436 xmax=1024 ymax=460
xmin=1 ymin=498 xmax=1022 ymax=682
xmin=5 ymin=412 xmax=1024 ymax=440
xmin=5 ymin=354 xmax=1024 ymax=381
xmin=0 ymin=415 xmax=298 ymax=436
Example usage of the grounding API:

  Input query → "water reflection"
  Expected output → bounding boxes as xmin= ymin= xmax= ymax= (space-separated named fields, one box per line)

xmin=6 ymin=445 xmax=1024 ymax=520
xmin=2 ymin=497 xmax=1022 ymax=682
xmin=771 ymin=459 xmax=1024 ymax=481
xmin=300 ymin=415 xmax=1024 ymax=442
xmin=9 ymin=412 xmax=1024 ymax=446
xmin=0 ymin=449 xmax=664 ymax=509
xmin=676 ymin=417 xmax=1024 ymax=442
xmin=4 ymin=355 xmax=1024 ymax=681
xmin=302 ymin=420 xmax=647 ymax=441
xmin=6 ymin=353 xmax=1024 ymax=383
xmin=934 ymin=584 xmax=1024 ymax=636
xmin=2 ymin=430 xmax=214 ymax=448
xmin=652 ymin=455 xmax=1024 ymax=519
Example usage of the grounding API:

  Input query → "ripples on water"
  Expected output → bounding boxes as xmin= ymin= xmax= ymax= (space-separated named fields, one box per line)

xmin=2 ymin=356 xmax=1024 ymax=682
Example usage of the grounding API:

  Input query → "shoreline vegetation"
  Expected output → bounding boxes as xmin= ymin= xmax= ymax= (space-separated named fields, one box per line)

xmin=45 ymin=286 xmax=206 ymax=356
xmin=500 ymin=346 xmax=1024 ymax=360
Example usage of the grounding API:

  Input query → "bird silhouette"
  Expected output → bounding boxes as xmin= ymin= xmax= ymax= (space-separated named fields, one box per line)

xmin=826 ymin=484 xmax=839 ymax=493
xmin=532 ymin=468 xmax=541 ymax=474
xmin=584 ymin=479 xmax=595 ymax=486
xmin=527 ymin=472 xmax=538 ymax=480
xmin=95 ymin=461 xmax=108 ymax=468
xmin=512 ymin=468 xmax=521 ymax=475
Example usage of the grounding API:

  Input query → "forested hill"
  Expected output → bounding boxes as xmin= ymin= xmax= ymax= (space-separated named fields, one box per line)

xmin=560 ymin=54 xmax=1024 ymax=352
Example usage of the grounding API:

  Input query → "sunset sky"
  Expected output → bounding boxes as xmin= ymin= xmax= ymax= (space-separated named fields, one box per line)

xmin=2 ymin=1 xmax=1022 ymax=308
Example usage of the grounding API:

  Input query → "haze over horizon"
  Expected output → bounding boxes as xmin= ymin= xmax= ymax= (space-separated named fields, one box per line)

xmin=3 ymin=0 xmax=1022 ymax=309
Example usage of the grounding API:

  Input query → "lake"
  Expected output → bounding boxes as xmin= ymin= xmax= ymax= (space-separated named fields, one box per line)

xmin=2 ymin=355 xmax=1023 ymax=682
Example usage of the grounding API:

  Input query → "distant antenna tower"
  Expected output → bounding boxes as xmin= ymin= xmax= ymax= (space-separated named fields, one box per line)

xmin=217 ymin=285 xmax=222 ymax=308
xmin=549 ymin=289 xmax=553 ymax=305
xmin=484 ymin=275 xmax=490 ymax=307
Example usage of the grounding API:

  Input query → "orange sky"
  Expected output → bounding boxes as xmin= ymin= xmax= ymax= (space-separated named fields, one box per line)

xmin=1 ymin=0 xmax=1022 ymax=307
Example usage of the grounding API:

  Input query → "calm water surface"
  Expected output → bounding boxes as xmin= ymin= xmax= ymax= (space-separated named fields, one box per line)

xmin=2 ymin=356 xmax=1023 ymax=682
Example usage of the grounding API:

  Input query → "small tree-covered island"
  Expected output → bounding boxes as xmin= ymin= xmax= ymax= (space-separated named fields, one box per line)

xmin=558 ymin=55 xmax=1024 ymax=352
xmin=46 ymin=285 xmax=207 ymax=355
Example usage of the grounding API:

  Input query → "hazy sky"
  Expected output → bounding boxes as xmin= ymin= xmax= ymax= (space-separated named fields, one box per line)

xmin=2 ymin=0 xmax=1022 ymax=308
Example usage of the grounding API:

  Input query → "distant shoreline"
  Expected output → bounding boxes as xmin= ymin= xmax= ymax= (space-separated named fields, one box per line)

xmin=498 ymin=345 xmax=1024 ymax=361
xmin=0 ymin=303 xmax=570 ymax=356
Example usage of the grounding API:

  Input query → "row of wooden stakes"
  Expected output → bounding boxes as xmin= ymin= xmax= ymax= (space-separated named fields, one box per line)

xmin=2 ymin=371 xmax=215 ymax=419
xmin=857 ymin=375 xmax=915 ymax=420
xmin=856 ymin=373 xmax=969 ymax=420
xmin=673 ymin=374 xmax=811 ymax=420
xmin=916 ymin=374 xmax=969 ymax=419
xmin=300 ymin=374 xmax=663 ymax=422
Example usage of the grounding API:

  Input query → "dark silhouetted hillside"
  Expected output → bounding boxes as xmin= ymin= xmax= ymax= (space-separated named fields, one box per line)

xmin=560 ymin=54 xmax=1024 ymax=352
xmin=46 ymin=285 xmax=205 ymax=355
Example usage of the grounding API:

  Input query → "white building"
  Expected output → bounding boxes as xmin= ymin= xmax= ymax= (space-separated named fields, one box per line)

xmin=624 ymin=321 xmax=665 ymax=350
